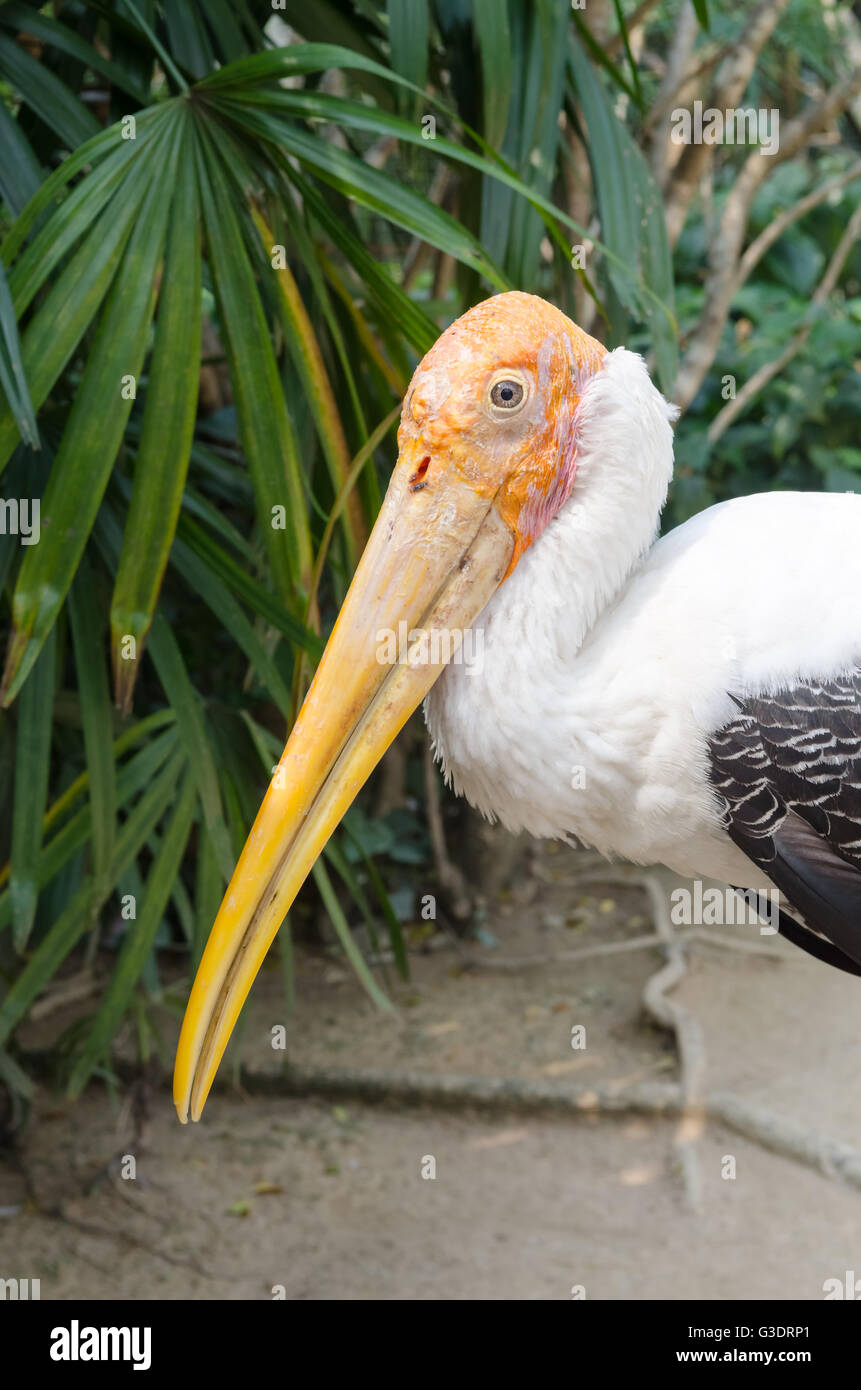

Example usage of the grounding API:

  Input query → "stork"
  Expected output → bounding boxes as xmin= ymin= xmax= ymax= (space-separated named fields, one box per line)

xmin=174 ymin=291 xmax=861 ymax=1123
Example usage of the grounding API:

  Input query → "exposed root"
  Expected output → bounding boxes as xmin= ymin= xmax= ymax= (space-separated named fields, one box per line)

xmin=708 ymin=1090 xmax=861 ymax=1188
xmin=466 ymin=927 xmax=802 ymax=971
xmin=685 ymin=928 xmax=800 ymax=960
xmin=240 ymin=1063 xmax=682 ymax=1117
xmin=229 ymin=1063 xmax=861 ymax=1195
xmin=465 ymin=933 xmax=663 ymax=969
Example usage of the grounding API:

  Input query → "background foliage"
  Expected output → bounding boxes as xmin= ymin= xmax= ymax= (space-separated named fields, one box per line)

xmin=0 ymin=0 xmax=858 ymax=1122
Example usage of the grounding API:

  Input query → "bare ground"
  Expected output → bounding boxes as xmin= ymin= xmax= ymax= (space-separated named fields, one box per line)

xmin=2 ymin=842 xmax=861 ymax=1300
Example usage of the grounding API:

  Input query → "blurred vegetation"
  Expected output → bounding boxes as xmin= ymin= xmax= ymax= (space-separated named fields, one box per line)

xmin=0 ymin=0 xmax=858 ymax=1124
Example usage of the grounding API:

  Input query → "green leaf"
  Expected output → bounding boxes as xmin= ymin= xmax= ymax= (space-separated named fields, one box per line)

xmin=176 ymin=514 xmax=323 ymax=658
xmin=0 ymin=727 xmax=180 ymax=932
xmin=0 ymin=258 xmax=37 ymax=449
xmin=692 ymin=0 xmax=710 ymax=32
xmin=311 ymin=857 xmax=393 ymax=1013
xmin=340 ymin=812 xmax=409 ymax=980
xmin=0 ymin=746 xmax=186 ymax=1048
xmin=193 ymin=821 xmax=223 ymax=967
xmin=0 ymin=3 xmax=151 ymax=104
xmin=0 ymin=31 xmax=100 ymax=150
xmin=1 ymin=104 xmax=169 ymax=264
xmin=9 ymin=130 xmax=158 ymax=319
xmin=162 ymin=0 xmax=216 ymax=80
xmin=211 ymin=100 xmax=509 ymax=291
xmin=200 ymin=0 xmax=255 ymax=59
xmin=41 ymin=711 xmax=176 ymax=840
xmin=9 ymin=626 xmax=55 ymax=949
xmin=250 ymin=204 xmax=365 ymax=568
xmin=473 ymin=0 xmax=513 ymax=149
xmin=146 ymin=612 xmax=233 ymax=881
xmin=272 ymin=185 xmax=375 ymax=447
xmin=569 ymin=37 xmax=677 ymax=388
xmin=1 ymin=123 xmax=181 ymax=702
xmin=0 ymin=98 xmax=42 ymax=219
xmin=181 ymin=479 xmax=257 ymax=565
xmin=611 ymin=0 xmax=643 ymax=109
xmin=195 ymin=42 xmax=393 ymax=93
xmin=295 ymin=169 xmax=438 ymax=355
xmin=571 ymin=7 xmax=640 ymax=107
xmin=67 ymin=768 xmax=197 ymax=1096
xmin=323 ymin=834 xmax=381 ymax=954
xmin=111 ymin=120 xmax=202 ymax=711
xmin=0 ymin=1045 xmax=34 ymax=1105
xmin=170 ymin=538 xmax=294 ymax=719
xmin=224 ymin=86 xmax=608 ymax=304
xmin=502 ymin=0 xmax=569 ymax=287
xmin=194 ymin=117 xmax=313 ymax=600
xmin=0 ymin=118 xmax=173 ymax=473
xmin=387 ymin=0 xmax=429 ymax=92
xmin=630 ymin=137 xmax=678 ymax=391
xmin=116 ymin=0 xmax=188 ymax=92
xmin=68 ymin=553 xmax=116 ymax=910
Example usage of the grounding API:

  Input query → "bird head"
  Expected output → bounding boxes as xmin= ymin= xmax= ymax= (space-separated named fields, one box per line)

xmin=398 ymin=290 xmax=606 ymax=571
xmin=174 ymin=291 xmax=606 ymax=1122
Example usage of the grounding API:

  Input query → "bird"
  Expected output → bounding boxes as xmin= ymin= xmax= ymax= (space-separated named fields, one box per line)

xmin=174 ymin=290 xmax=861 ymax=1124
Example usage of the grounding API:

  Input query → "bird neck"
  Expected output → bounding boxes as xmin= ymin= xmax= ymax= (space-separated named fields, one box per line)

xmin=424 ymin=349 xmax=677 ymax=834
xmin=484 ymin=346 xmax=677 ymax=655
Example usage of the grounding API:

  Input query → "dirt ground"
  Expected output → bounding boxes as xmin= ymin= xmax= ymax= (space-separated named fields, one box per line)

xmin=2 ymin=841 xmax=861 ymax=1301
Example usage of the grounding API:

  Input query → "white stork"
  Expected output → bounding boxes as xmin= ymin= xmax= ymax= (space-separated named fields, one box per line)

xmin=174 ymin=291 xmax=861 ymax=1123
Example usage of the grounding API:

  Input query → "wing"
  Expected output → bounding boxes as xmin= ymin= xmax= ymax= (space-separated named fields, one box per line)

xmin=708 ymin=667 xmax=861 ymax=974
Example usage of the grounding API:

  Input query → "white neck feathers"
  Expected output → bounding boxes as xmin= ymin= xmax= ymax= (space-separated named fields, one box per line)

xmin=424 ymin=348 xmax=678 ymax=820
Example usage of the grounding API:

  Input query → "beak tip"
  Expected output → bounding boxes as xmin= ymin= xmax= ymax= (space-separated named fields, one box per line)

xmin=190 ymin=1075 xmax=212 ymax=1124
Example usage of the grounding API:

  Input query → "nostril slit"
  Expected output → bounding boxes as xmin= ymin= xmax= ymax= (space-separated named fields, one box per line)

xmin=409 ymin=456 xmax=431 ymax=492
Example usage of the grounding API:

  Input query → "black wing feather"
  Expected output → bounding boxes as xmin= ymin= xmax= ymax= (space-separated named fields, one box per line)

xmin=709 ymin=667 xmax=861 ymax=972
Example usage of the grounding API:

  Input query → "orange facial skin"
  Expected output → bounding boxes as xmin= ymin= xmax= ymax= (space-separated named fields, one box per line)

xmin=398 ymin=291 xmax=606 ymax=573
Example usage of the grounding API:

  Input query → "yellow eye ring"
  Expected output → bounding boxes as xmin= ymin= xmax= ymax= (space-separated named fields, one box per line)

xmin=487 ymin=372 xmax=529 ymax=415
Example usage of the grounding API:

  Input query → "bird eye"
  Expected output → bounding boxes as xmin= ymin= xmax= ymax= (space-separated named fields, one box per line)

xmin=489 ymin=378 xmax=525 ymax=411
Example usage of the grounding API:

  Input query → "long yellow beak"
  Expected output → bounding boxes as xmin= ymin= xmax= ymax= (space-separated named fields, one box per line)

xmin=173 ymin=443 xmax=515 ymax=1121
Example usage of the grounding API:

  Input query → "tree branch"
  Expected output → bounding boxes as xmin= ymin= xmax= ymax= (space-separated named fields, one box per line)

xmin=734 ymin=159 xmax=861 ymax=290
xmin=649 ymin=0 xmax=699 ymax=190
xmin=707 ymin=199 xmax=861 ymax=442
xmin=672 ymin=65 xmax=861 ymax=410
xmin=662 ymin=0 xmax=790 ymax=245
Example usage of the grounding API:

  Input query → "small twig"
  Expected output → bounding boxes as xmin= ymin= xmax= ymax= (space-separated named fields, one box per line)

xmin=29 ymin=969 xmax=98 ymax=1023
